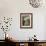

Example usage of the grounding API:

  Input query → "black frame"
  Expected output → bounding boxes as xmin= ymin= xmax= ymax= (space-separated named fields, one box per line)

xmin=20 ymin=13 xmax=33 ymax=29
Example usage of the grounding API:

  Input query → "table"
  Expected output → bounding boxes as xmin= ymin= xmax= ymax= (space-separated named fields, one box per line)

xmin=5 ymin=39 xmax=46 ymax=46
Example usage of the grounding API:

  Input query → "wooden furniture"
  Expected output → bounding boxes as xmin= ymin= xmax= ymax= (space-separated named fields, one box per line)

xmin=1 ymin=39 xmax=46 ymax=46
xmin=37 ymin=43 xmax=46 ymax=46
xmin=5 ymin=39 xmax=46 ymax=46
xmin=16 ymin=42 xmax=28 ymax=46
xmin=0 ymin=40 xmax=6 ymax=46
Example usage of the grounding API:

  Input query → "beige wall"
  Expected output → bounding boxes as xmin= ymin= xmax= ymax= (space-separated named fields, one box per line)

xmin=0 ymin=0 xmax=46 ymax=40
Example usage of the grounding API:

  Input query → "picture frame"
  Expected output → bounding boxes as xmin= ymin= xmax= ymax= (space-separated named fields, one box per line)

xmin=20 ymin=13 xmax=33 ymax=28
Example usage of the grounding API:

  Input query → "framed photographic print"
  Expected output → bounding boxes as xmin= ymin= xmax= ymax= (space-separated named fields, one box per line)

xmin=20 ymin=13 xmax=33 ymax=28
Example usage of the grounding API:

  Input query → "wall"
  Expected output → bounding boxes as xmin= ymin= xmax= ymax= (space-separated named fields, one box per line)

xmin=0 ymin=0 xmax=46 ymax=40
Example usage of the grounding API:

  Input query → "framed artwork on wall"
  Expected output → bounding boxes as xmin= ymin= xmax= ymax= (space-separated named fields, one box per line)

xmin=20 ymin=13 xmax=33 ymax=28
